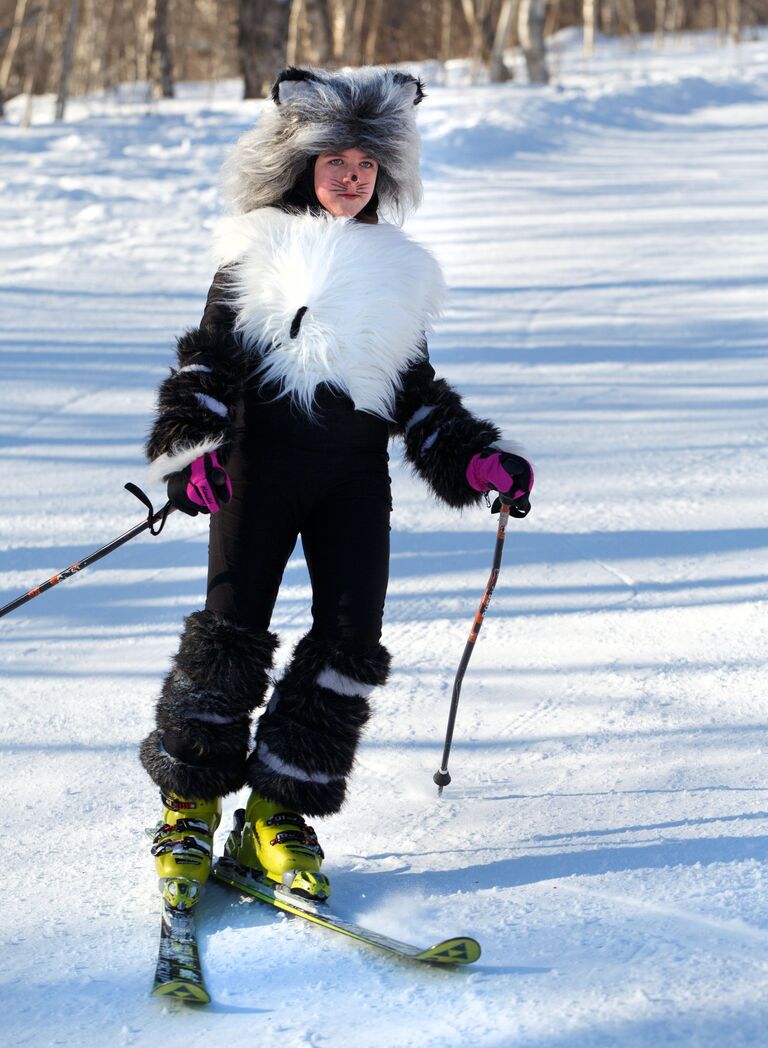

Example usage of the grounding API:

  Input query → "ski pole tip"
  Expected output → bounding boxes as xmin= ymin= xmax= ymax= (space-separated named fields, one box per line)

xmin=433 ymin=769 xmax=451 ymax=794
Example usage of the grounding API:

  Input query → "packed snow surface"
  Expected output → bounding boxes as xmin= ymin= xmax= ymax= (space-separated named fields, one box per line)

xmin=1 ymin=30 xmax=767 ymax=1048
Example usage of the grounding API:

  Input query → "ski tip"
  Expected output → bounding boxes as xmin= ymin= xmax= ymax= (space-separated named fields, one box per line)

xmin=415 ymin=937 xmax=481 ymax=965
xmin=152 ymin=980 xmax=211 ymax=1004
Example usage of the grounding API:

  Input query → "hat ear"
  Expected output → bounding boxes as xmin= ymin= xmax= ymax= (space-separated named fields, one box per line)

xmin=272 ymin=67 xmax=321 ymax=105
xmin=392 ymin=72 xmax=425 ymax=106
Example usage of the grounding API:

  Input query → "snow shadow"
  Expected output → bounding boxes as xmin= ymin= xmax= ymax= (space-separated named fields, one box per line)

xmin=336 ymin=833 xmax=768 ymax=901
xmin=2 ymin=523 xmax=765 ymax=638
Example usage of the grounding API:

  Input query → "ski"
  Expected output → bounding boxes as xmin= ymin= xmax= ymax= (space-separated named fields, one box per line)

xmin=212 ymin=854 xmax=481 ymax=966
xmin=151 ymin=901 xmax=210 ymax=1004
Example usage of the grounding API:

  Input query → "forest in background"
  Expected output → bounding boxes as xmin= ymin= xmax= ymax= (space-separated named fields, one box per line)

xmin=1 ymin=0 xmax=766 ymax=122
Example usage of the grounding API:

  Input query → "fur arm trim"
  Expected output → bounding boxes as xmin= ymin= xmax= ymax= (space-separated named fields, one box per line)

xmin=392 ymin=352 xmax=502 ymax=509
xmin=145 ymin=322 xmax=250 ymax=479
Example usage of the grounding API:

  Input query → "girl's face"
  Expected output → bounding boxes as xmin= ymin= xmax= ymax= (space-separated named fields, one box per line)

xmin=314 ymin=148 xmax=378 ymax=217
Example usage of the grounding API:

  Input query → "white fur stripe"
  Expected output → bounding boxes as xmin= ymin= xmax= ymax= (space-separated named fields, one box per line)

xmin=405 ymin=404 xmax=436 ymax=435
xmin=148 ymin=435 xmax=224 ymax=484
xmin=185 ymin=712 xmax=238 ymax=725
xmin=316 ymin=667 xmax=375 ymax=699
xmin=194 ymin=392 xmax=228 ymax=417
xmin=421 ymin=428 xmax=440 ymax=453
xmin=257 ymin=742 xmax=337 ymax=785
xmin=178 ymin=364 xmax=212 ymax=374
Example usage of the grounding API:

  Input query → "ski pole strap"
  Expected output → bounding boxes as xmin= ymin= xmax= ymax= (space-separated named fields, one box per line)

xmin=124 ymin=482 xmax=172 ymax=535
xmin=490 ymin=492 xmax=531 ymax=518
xmin=0 ymin=483 xmax=177 ymax=620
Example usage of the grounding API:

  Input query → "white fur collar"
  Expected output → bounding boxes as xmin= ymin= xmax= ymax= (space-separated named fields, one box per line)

xmin=211 ymin=208 xmax=445 ymax=419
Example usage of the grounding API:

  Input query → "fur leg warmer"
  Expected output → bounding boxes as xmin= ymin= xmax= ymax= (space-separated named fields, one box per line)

xmin=245 ymin=632 xmax=391 ymax=817
xmin=140 ymin=610 xmax=278 ymax=800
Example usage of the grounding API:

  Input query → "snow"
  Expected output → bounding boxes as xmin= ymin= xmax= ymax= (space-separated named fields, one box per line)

xmin=2 ymin=30 xmax=768 ymax=1048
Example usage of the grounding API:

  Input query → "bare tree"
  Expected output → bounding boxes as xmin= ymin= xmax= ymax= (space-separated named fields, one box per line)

xmin=6 ymin=0 xmax=768 ymax=126
xmin=287 ymin=0 xmax=303 ymax=63
xmin=363 ymin=0 xmax=384 ymax=64
xmin=0 ymin=0 xmax=30 ymax=116
xmin=149 ymin=0 xmax=174 ymax=97
xmin=489 ymin=0 xmax=519 ymax=82
xmin=583 ymin=0 xmax=596 ymax=52
xmin=55 ymin=0 xmax=81 ymax=120
xmin=655 ymin=0 xmax=666 ymax=44
xmin=519 ymin=0 xmax=548 ymax=82
xmin=459 ymin=0 xmax=494 ymax=81
xmin=727 ymin=0 xmax=742 ymax=39
xmin=440 ymin=0 xmax=454 ymax=61
xmin=22 ymin=0 xmax=52 ymax=126
xmin=350 ymin=0 xmax=367 ymax=66
xmin=239 ymin=0 xmax=290 ymax=99
xmin=617 ymin=0 xmax=640 ymax=36
xmin=302 ymin=0 xmax=333 ymax=64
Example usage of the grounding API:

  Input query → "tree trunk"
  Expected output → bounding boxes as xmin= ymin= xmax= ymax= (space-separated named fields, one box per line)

xmin=363 ymin=0 xmax=384 ymax=64
xmin=489 ymin=0 xmax=518 ymax=82
xmin=583 ymin=0 xmax=596 ymax=53
xmin=55 ymin=0 xmax=81 ymax=121
xmin=72 ymin=0 xmax=97 ymax=97
xmin=351 ymin=0 xmax=368 ymax=66
xmin=239 ymin=0 xmax=291 ymax=100
xmin=655 ymin=0 xmax=666 ymax=46
xmin=303 ymin=0 xmax=333 ymax=64
xmin=727 ymin=0 xmax=741 ymax=41
xmin=545 ymin=0 xmax=561 ymax=37
xmin=1 ymin=0 xmax=30 ymax=115
xmin=137 ymin=0 xmax=157 ymax=91
xmin=600 ymin=0 xmax=615 ymax=37
xmin=149 ymin=0 xmax=175 ymax=98
xmin=329 ymin=0 xmax=348 ymax=61
xmin=519 ymin=0 xmax=548 ymax=82
xmin=440 ymin=0 xmax=453 ymax=61
xmin=96 ymin=0 xmax=119 ymax=92
xmin=22 ymin=0 xmax=52 ymax=127
xmin=287 ymin=0 xmax=303 ymax=64
xmin=616 ymin=0 xmax=640 ymax=36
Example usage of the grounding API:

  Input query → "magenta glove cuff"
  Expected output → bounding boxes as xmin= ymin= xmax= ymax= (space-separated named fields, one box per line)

xmin=466 ymin=450 xmax=534 ymax=500
xmin=167 ymin=451 xmax=233 ymax=516
xmin=186 ymin=451 xmax=232 ymax=513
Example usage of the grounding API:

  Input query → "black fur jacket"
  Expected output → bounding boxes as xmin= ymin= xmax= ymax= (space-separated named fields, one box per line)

xmin=146 ymin=208 xmax=501 ymax=509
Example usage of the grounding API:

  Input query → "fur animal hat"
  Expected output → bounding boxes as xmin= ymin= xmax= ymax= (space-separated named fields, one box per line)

xmin=222 ymin=66 xmax=425 ymax=224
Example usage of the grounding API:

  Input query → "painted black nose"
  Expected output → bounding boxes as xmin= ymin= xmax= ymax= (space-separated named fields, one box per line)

xmin=350 ymin=174 xmax=358 ymax=182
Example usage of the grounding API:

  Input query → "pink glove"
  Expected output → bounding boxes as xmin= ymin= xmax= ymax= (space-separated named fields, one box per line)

xmin=467 ymin=447 xmax=533 ymax=516
xmin=167 ymin=451 xmax=233 ymax=516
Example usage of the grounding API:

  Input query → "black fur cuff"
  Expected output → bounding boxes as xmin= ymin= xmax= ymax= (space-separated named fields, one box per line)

xmin=140 ymin=611 xmax=278 ymax=800
xmin=246 ymin=760 xmax=349 ymax=818
xmin=140 ymin=728 xmax=248 ymax=800
xmin=172 ymin=610 xmax=278 ymax=709
xmin=401 ymin=378 xmax=501 ymax=509
xmin=145 ymin=327 xmax=250 ymax=469
xmin=246 ymin=632 xmax=390 ymax=817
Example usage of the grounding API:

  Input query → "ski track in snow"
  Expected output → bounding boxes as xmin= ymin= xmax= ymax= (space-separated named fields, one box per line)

xmin=1 ymin=30 xmax=768 ymax=1048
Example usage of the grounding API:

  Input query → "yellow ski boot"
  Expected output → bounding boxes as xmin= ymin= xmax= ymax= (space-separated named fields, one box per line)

xmin=151 ymin=792 xmax=221 ymax=911
xmin=224 ymin=792 xmax=330 ymax=902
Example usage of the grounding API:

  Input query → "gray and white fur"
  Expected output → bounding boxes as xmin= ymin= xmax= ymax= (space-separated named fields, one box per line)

xmin=222 ymin=66 xmax=425 ymax=224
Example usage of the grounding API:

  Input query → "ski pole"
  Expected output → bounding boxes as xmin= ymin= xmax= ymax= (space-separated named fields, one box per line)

xmin=433 ymin=491 xmax=527 ymax=796
xmin=0 ymin=484 xmax=174 ymax=620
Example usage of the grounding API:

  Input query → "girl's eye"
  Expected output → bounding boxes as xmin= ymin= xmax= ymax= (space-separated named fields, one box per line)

xmin=329 ymin=158 xmax=344 ymax=165
xmin=360 ymin=161 xmax=374 ymax=169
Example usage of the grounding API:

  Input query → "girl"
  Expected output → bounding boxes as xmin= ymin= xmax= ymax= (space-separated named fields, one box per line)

xmin=141 ymin=66 xmax=532 ymax=911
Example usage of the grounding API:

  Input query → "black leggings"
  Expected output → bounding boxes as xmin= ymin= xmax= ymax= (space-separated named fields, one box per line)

xmin=206 ymin=441 xmax=392 ymax=650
